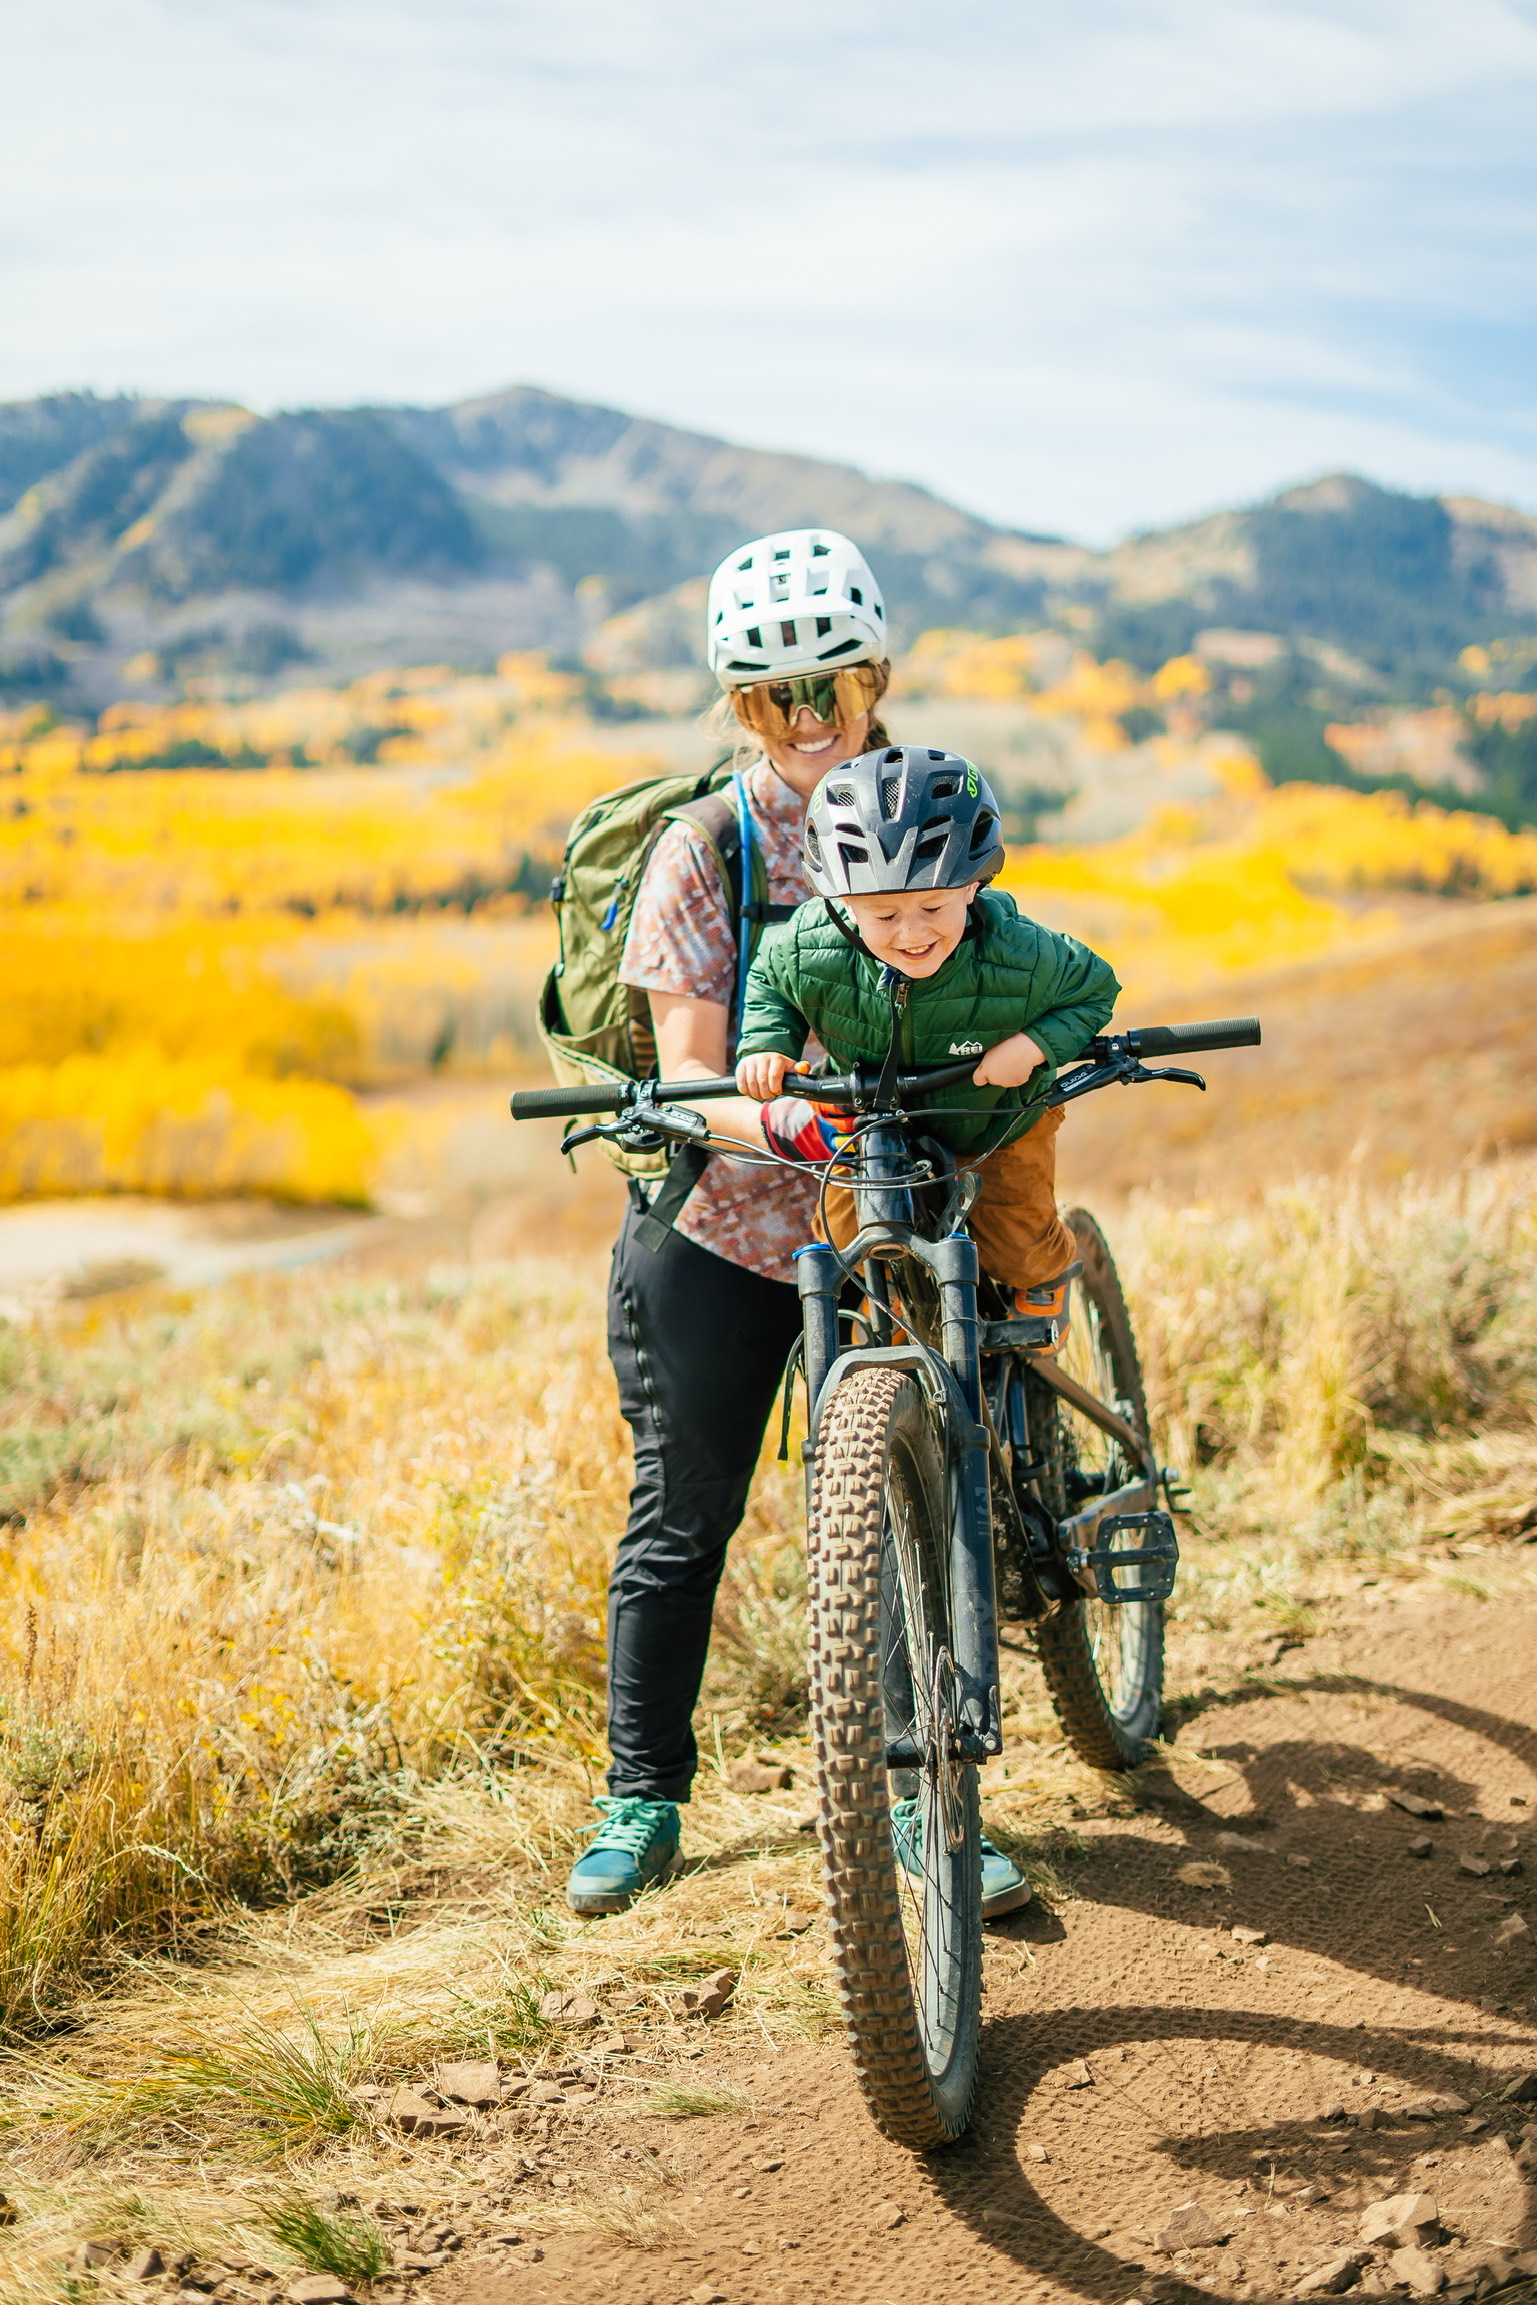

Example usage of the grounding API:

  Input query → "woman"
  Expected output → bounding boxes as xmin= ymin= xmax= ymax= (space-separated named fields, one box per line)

xmin=565 ymin=528 xmax=1028 ymax=1921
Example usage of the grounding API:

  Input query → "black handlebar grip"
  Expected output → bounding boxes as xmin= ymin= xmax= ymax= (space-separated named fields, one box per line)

xmin=509 ymin=1083 xmax=627 ymax=1120
xmin=1131 ymin=1016 xmax=1262 ymax=1058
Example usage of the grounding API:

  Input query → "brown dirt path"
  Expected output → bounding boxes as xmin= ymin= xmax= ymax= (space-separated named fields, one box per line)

xmin=446 ymin=1586 xmax=1537 ymax=2305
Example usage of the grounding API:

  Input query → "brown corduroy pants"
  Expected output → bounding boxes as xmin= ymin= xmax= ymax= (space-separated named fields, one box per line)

xmin=819 ymin=1104 xmax=1076 ymax=1293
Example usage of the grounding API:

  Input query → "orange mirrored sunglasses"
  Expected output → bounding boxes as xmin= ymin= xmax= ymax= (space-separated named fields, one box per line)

xmin=729 ymin=663 xmax=883 ymax=741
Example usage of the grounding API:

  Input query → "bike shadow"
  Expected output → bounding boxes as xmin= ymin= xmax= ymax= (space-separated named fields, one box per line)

xmin=908 ymin=1669 xmax=1536 ymax=2298
xmin=1063 ymin=1671 xmax=1537 ymax=2022
xmin=918 ymin=2001 xmax=1533 ymax=2304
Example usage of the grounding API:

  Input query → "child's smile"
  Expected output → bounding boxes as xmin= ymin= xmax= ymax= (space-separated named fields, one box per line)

xmin=844 ymin=883 xmax=980 ymax=978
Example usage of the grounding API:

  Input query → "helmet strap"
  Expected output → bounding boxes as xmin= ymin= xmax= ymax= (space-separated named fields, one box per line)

xmin=821 ymin=896 xmax=873 ymax=959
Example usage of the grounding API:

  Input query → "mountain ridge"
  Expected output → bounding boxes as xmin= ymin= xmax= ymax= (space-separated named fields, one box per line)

xmin=2 ymin=386 xmax=1535 ymax=731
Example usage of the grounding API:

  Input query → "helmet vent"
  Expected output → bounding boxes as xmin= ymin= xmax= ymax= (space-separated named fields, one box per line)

xmin=825 ymin=784 xmax=855 ymax=807
xmin=970 ymin=810 xmax=999 ymax=853
xmin=817 ymin=638 xmax=862 ymax=658
xmin=929 ymin=774 xmax=961 ymax=798
xmin=811 ymin=541 xmax=830 ymax=555
xmin=836 ymin=842 xmax=869 ymax=870
xmin=780 ymin=621 xmax=797 ymax=645
xmin=849 ymin=585 xmax=863 ymax=605
xmin=815 ymin=616 xmax=832 ymax=637
xmin=913 ymin=834 xmax=947 ymax=863
xmin=745 ymin=628 xmax=761 ymax=649
xmin=880 ymin=776 xmax=902 ymax=818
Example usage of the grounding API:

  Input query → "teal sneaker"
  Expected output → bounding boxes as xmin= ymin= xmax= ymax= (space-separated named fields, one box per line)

xmin=890 ymin=1795 xmax=1033 ymax=1920
xmin=566 ymin=1796 xmax=682 ymax=1914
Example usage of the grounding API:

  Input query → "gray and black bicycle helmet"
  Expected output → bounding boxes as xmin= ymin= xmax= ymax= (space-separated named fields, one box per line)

xmin=803 ymin=745 xmax=1005 ymax=896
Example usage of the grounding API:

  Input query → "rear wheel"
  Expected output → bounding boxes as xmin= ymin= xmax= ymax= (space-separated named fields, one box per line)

xmin=808 ymin=1365 xmax=981 ymax=2149
xmin=1031 ymin=1208 xmax=1164 ymax=1766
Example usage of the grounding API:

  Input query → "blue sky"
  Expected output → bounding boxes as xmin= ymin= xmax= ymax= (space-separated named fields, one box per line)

xmin=5 ymin=0 xmax=1537 ymax=540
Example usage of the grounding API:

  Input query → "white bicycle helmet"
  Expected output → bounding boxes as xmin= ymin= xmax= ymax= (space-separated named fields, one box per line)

xmin=706 ymin=529 xmax=886 ymax=686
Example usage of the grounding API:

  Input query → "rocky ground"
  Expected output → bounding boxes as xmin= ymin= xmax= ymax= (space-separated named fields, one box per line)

xmin=34 ymin=1581 xmax=1536 ymax=2305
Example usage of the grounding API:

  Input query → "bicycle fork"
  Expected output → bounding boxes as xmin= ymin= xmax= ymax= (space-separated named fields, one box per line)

xmin=797 ymin=1235 xmax=1003 ymax=1762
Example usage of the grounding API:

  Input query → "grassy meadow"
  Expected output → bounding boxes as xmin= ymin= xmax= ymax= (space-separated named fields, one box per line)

xmin=3 ymin=642 xmax=1537 ymax=2289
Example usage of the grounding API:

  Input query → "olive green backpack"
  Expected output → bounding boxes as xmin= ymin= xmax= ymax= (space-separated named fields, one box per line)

xmin=537 ymin=764 xmax=796 ymax=1190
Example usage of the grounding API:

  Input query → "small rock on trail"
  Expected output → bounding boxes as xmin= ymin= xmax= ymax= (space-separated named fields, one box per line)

xmin=673 ymin=1967 xmax=737 ymax=2019
xmin=540 ymin=1989 xmax=600 ymax=2027
xmin=1387 ymin=2242 xmax=1445 ymax=2292
xmin=1293 ymin=2252 xmax=1367 ymax=2295
xmin=729 ymin=1759 xmax=793 ymax=1792
xmin=382 ymin=2084 xmax=469 ymax=2136
xmin=1360 ymin=2191 xmax=1438 ymax=2247
xmin=1389 ymin=1791 xmax=1445 ymax=1819
xmin=435 ymin=2057 xmax=501 ymax=2105
xmin=1155 ymin=2199 xmax=1231 ymax=2251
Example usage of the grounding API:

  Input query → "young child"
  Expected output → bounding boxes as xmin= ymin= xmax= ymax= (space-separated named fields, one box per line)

xmin=733 ymin=744 xmax=1120 ymax=1342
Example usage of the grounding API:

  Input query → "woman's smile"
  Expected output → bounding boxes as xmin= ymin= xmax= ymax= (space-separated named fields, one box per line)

xmin=785 ymin=711 xmax=840 ymax=757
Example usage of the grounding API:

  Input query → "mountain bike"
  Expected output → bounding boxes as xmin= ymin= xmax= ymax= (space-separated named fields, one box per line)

xmin=510 ymin=1013 xmax=1260 ymax=2150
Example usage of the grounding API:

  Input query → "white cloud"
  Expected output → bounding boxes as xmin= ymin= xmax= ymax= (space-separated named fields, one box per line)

xmin=3 ymin=0 xmax=1536 ymax=538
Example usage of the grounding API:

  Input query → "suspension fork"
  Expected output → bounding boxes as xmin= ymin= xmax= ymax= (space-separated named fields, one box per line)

xmin=796 ymin=1223 xmax=1002 ymax=1760
xmin=926 ymin=1230 xmax=1001 ymax=1757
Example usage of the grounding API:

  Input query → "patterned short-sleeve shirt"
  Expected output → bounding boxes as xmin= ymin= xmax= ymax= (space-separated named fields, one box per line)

xmin=620 ymin=755 xmax=822 ymax=1280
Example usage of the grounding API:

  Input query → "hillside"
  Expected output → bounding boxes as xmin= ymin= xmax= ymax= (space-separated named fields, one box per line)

xmin=1056 ymin=896 xmax=1537 ymax=1203
xmin=3 ymin=388 xmax=1536 ymax=758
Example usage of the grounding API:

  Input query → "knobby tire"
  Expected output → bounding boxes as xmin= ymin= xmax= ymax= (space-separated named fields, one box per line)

xmin=1031 ymin=1207 xmax=1165 ymax=1767
xmin=807 ymin=1364 xmax=982 ymax=2150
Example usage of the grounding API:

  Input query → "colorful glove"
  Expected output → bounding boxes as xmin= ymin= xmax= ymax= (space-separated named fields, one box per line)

xmin=762 ymin=1096 xmax=853 ymax=1164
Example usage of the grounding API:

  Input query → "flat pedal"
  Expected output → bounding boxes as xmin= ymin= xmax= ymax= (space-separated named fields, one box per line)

xmin=1069 ymin=1510 xmax=1179 ymax=1604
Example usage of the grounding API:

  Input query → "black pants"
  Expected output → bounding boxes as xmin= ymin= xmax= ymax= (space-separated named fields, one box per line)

xmin=605 ymin=1199 xmax=804 ymax=1800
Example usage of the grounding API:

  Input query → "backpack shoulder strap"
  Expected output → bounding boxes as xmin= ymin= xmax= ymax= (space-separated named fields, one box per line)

xmin=667 ymin=783 xmax=798 ymax=934
xmin=633 ymin=773 xmax=796 ymax=1253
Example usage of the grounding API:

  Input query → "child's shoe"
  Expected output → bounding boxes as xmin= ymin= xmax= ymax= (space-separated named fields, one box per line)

xmin=1015 ymin=1274 xmax=1071 ymax=1355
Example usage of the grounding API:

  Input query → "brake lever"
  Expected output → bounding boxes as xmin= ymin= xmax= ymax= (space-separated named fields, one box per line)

xmin=562 ymin=1098 xmax=714 ymax=1160
xmin=1135 ymin=1063 xmax=1206 ymax=1092
xmin=560 ymin=1122 xmax=609 ymax=1153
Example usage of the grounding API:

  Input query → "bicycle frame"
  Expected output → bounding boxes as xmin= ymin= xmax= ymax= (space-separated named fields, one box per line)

xmin=508 ymin=1012 xmax=1264 ymax=1753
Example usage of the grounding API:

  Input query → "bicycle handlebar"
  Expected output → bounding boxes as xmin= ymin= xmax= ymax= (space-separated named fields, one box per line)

xmin=509 ymin=1017 xmax=1260 ymax=1124
xmin=511 ymin=1072 xmax=790 ymax=1121
xmin=1118 ymin=1017 xmax=1261 ymax=1058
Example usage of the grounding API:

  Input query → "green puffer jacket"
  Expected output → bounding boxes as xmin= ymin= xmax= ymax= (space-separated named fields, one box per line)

xmin=737 ymin=889 xmax=1120 ymax=1154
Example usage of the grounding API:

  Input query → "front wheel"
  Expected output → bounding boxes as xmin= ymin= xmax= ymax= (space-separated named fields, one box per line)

xmin=807 ymin=1365 xmax=981 ymax=2149
xmin=1030 ymin=1207 xmax=1165 ymax=1766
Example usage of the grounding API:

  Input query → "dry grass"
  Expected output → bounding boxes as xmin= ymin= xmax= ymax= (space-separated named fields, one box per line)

xmin=1 ymin=1160 xmax=1535 ymax=2292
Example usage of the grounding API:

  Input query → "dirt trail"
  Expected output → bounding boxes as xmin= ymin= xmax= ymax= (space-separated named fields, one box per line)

xmin=447 ymin=1587 xmax=1537 ymax=2305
